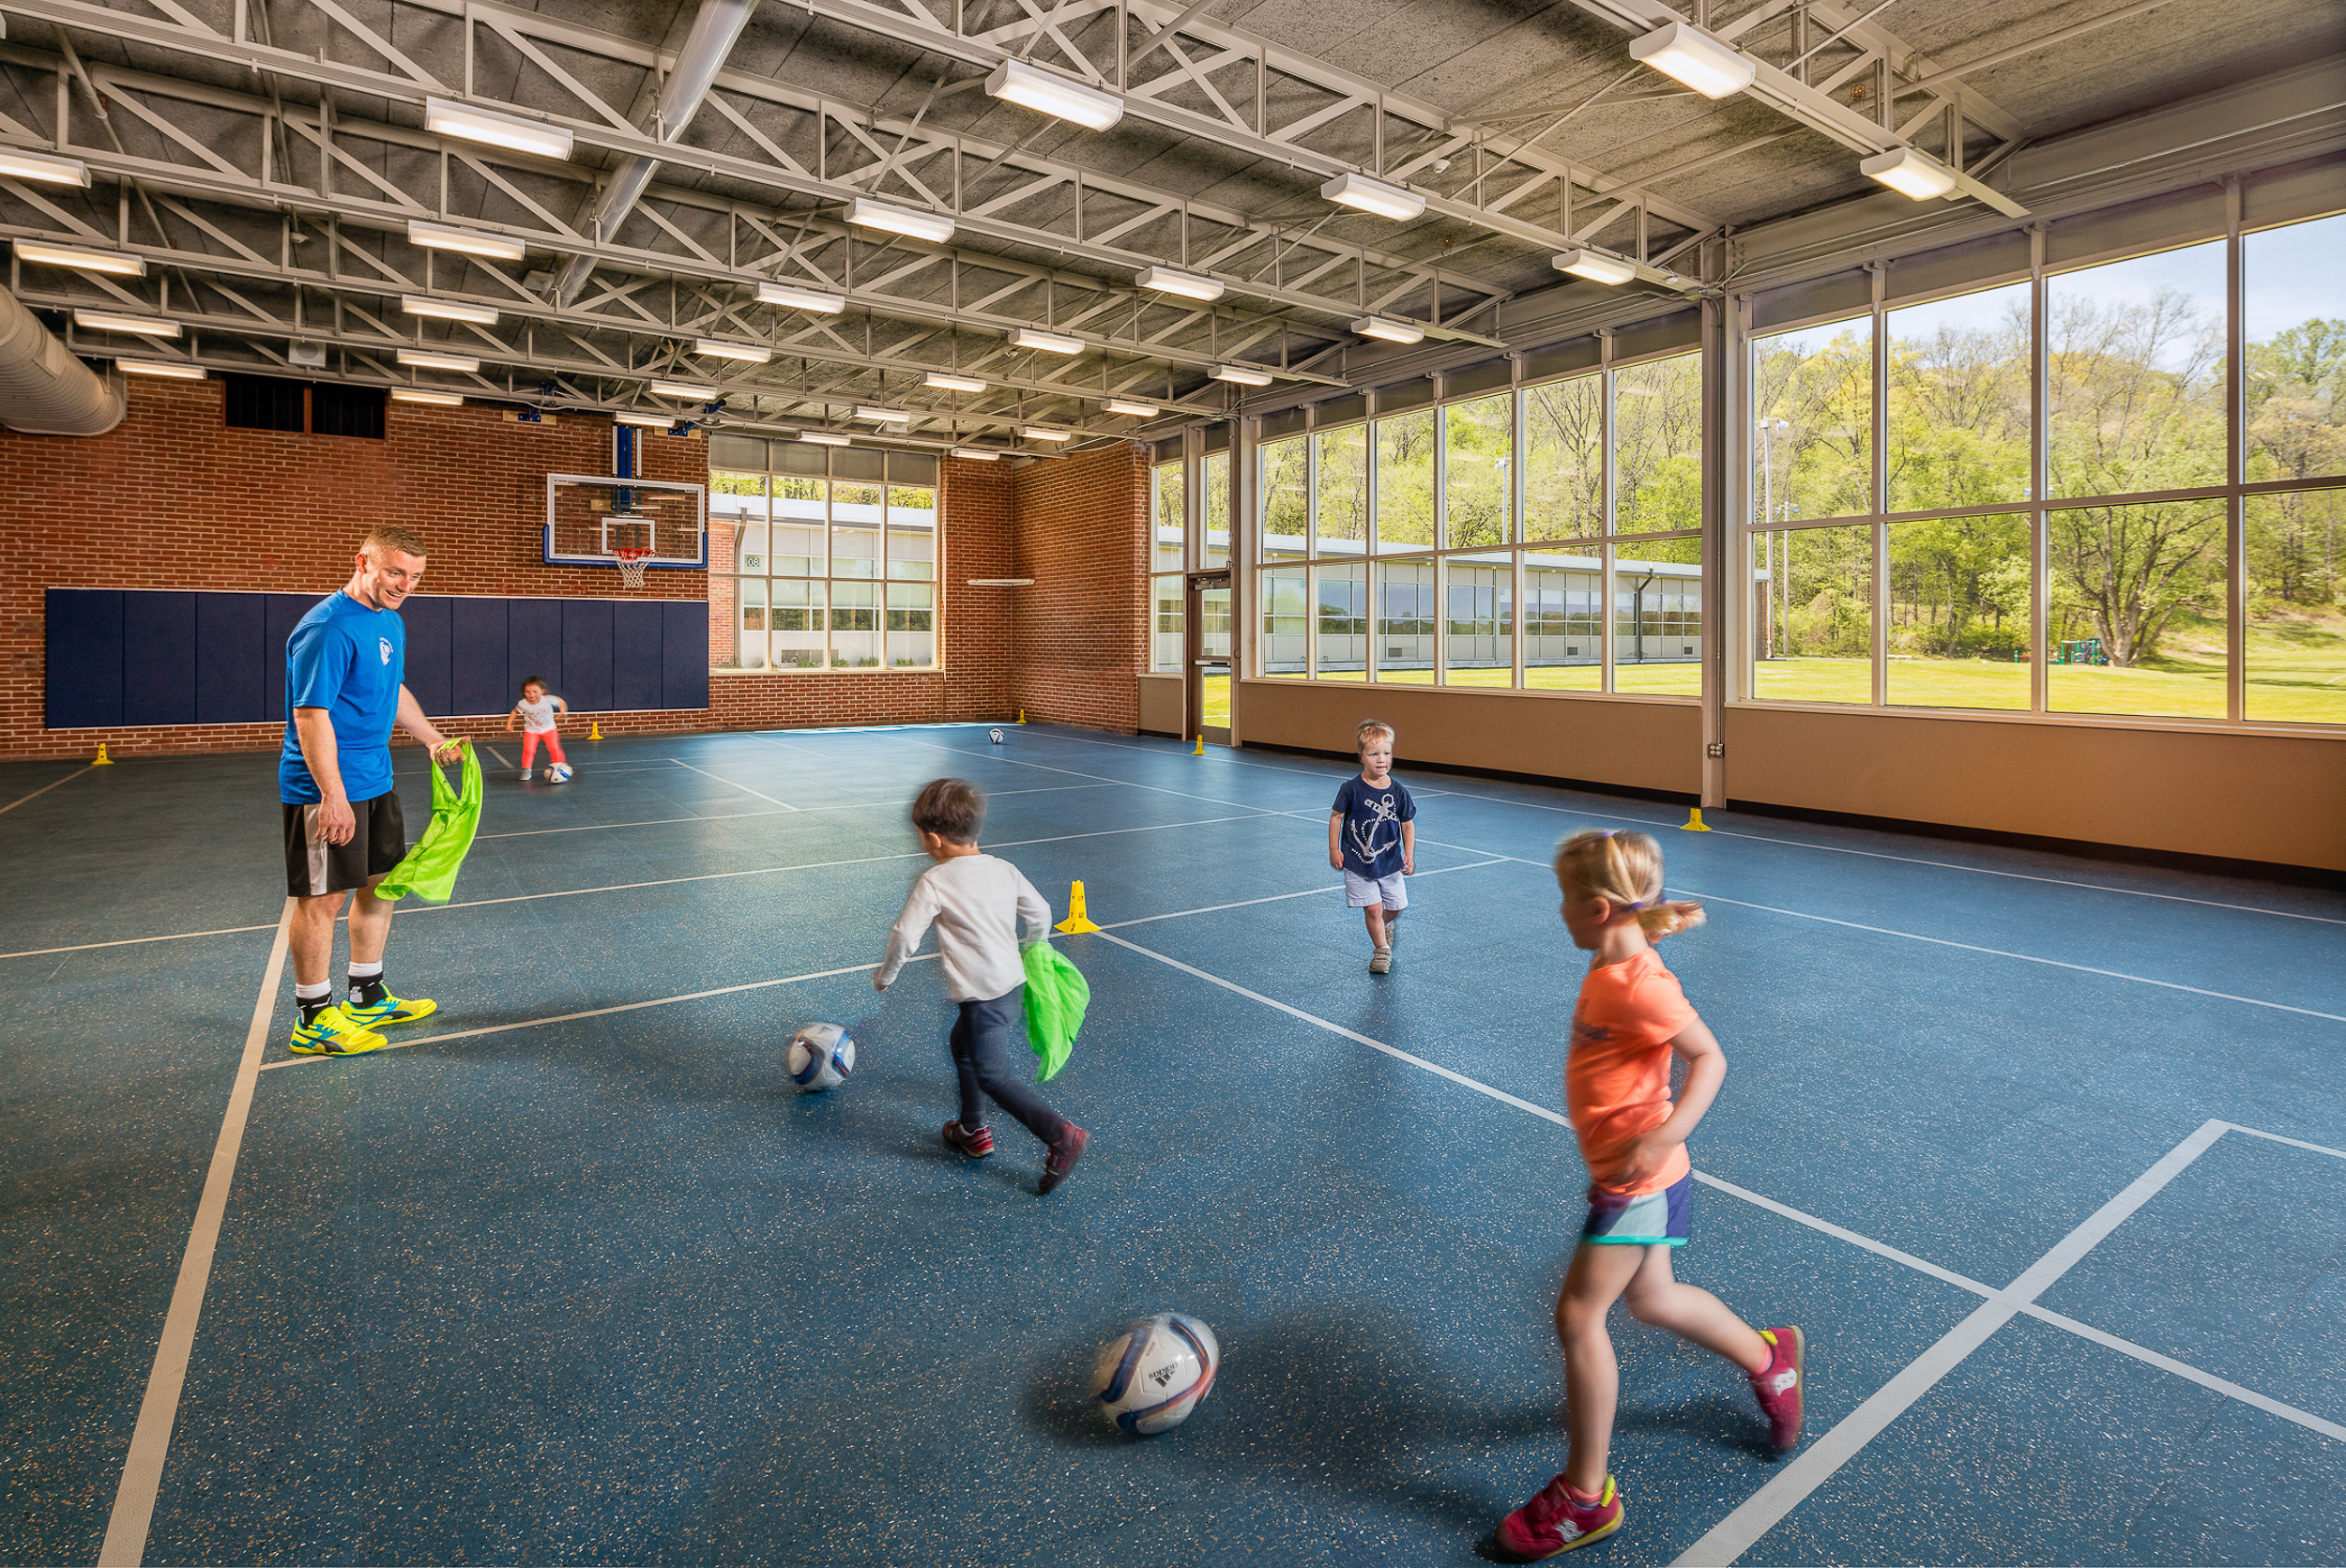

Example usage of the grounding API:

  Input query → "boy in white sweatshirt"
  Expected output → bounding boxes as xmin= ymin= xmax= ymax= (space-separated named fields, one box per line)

xmin=873 ymin=778 xmax=1090 ymax=1194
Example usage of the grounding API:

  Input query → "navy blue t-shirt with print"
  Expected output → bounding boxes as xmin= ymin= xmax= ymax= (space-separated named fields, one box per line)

xmin=1332 ymin=775 xmax=1415 ymax=878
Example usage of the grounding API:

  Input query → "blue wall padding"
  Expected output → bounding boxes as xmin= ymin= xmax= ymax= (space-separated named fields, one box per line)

xmin=662 ymin=601 xmax=710 ymax=711
xmin=562 ymin=600 xmax=616 ymax=715
xmin=124 ymin=592 xmax=199 ymax=726
xmin=42 ymin=589 xmax=708 ymax=729
xmin=46 ymin=591 xmax=124 ymax=729
xmin=398 ymin=595 xmax=452 ymax=718
xmin=449 ymin=598 xmax=510 ymax=718
xmin=613 ymin=601 xmax=665 ymax=710
xmin=195 ymin=593 xmax=267 ymax=724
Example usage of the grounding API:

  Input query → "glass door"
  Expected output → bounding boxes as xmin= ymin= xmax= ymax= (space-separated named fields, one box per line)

xmin=1187 ymin=571 xmax=1232 ymax=744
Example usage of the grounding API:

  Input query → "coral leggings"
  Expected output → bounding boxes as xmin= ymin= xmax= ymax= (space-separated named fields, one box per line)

xmin=521 ymin=729 xmax=567 ymax=769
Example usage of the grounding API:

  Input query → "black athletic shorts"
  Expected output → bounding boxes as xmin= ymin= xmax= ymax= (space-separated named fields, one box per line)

xmin=282 ymin=790 xmax=406 ymax=897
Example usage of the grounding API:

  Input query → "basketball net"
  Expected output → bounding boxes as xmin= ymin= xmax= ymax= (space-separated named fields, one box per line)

xmin=614 ymin=547 xmax=653 ymax=589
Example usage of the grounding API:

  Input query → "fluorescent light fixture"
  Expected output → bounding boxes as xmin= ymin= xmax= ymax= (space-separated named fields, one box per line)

xmin=695 ymin=338 xmax=772 ymax=363
xmin=954 ymin=448 xmax=1000 ymax=461
xmin=1023 ymin=426 xmax=1074 ymax=441
xmin=1210 ymin=362 xmax=1273 ymax=387
xmin=614 ymin=410 xmax=674 ymax=428
xmin=0 ymin=148 xmax=90 ymax=186
xmin=391 ymin=388 xmax=465 ymax=405
xmin=649 ymin=379 xmax=720 ymax=400
xmin=756 ymin=281 xmax=847 ymax=312
xmin=1318 ymin=172 xmax=1424 ymax=221
xmin=1351 ymin=315 xmax=1424 ymax=344
xmin=856 ymin=406 xmax=911 ymax=422
xmin=1103 ymin=399 xmax=1158 ymax=417
xmin=845 ymin=198 xmax=954 ymax=244
xmin=924 ymin=372 xmax=987 ymax=393
xmin=1551 ymin=248 xmax=1638 ymax=285
xmin=397 ymin=348 xmax=480 ymax=372
xmin=116 ymin=358 xmax=204 ymax=378
xmin=1135 ymin=266 xmax=1224 ymax=302
xmin=13 ymin=240 xmax=145 ymax=276
xmin=800 ymin=431 xmax=851 ymax=446
xmin=1628 ymin=21 xmax=1755 ymax=99
xmin=401 ymin=295 xmax=499 ymax=326
xmin=74 ymin=310 xmax=180 ymax=337
xmin=423 ymin=98 xmax=574 ymax=160
xmin=1011 ymin=327 xmax=1083 ymax=355
xmin=405 ymin=220 xmax=527 ymax=261
xmin=1860 ymin=146 xmax=1960 ymax=201
xmin=983 ymin=58 xmax=1124 ymax=131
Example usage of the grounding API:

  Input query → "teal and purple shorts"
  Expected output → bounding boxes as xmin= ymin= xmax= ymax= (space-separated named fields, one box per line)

xmin=1582 ymin=1172 xmax=1692 ymax=1247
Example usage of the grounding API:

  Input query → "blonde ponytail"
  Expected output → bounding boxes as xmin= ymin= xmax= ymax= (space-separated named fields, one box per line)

xmin=1553 ymin=829 xmax=1705 ymax=939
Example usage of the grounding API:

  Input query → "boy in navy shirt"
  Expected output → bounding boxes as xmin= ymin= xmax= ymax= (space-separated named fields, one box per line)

xmin=1328 ymin=720 xmax=1415 ymax=974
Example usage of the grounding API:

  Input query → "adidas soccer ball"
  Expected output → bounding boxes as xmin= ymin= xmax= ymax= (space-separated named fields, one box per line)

xmin=786 ymin=1022 xmax=856 ymax=1091
xmin=547 ymin=763 xmax=573 ymax=784
xmin=989 ymin=727 xmax=1005 ymax=743
xmin=1092 ymin=1314 xmax=1219 ymax=1435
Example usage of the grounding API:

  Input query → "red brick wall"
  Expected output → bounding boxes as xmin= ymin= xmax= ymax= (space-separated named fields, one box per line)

xmin=0 ymin=385 xmax=1090 ymax=757
xmin=1011 ymin=442 xmax=1150 ymax=732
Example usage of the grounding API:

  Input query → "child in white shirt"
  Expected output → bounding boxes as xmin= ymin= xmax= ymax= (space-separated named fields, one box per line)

xmin=874 ymin=778 xmax=1089 ymax=1195
xmin=505 ymin=677 xmax=568 ymax=779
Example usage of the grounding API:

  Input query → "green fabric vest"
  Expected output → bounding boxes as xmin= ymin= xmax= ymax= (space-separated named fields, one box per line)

xmin=1021 ymin=939 xmax=1089 ymax=1082
xmin=374 ymin=740 xmax=483 ymax=906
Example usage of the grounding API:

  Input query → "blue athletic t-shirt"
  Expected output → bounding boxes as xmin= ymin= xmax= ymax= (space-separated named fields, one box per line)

xmin=1332 ymin=775 xmax=1415 ymax=878
xmin=280 ymin=590 xmax=405 ymax=805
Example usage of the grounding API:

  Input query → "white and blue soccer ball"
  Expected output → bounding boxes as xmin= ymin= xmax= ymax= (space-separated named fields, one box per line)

xmin=787 ymin=1022 xmax=856 ymax=1091
xmin=1092 ymin=1313 xmax=1220 ymax=1435
xmin=989 ymin=727 xmax=1005 ymax=744
xmin=547 ymin=763 xmax=573 ymax=784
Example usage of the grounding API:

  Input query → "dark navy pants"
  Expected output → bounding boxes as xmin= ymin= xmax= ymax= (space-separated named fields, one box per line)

xmin=951 ymin=986 xmax=1069 ymax=1148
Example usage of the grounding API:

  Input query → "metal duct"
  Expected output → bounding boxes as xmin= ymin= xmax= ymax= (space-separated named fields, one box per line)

xmin=0 ymin=284 xmax=126 ymax=437
xmin=552 ymin=0 xmax=760 ymax=306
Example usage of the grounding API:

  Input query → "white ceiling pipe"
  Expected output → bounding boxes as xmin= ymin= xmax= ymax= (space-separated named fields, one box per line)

xmin=552 ymin=0 xmax=761 ymax=306
xmin=0 ymin=282 xmax=127 ymax=435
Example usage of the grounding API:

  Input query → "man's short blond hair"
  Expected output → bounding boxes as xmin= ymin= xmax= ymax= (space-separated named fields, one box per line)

xmin=361 ymin=525 xmax=429 ymax=562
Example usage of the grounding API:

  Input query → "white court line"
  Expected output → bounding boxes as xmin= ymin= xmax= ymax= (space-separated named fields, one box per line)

xmin=1027 ymin=726 xmax=2340 ymax=925
xmin=668 ymin=758 xmax=799 ymax=809
xmin=0 ymin=763 xmax=94 ymax=816
xmin=484 ymin=745 xmax=513 ymax=769
xmin=97 ymin=900 xmax=293 ymax=1568
xmin=473 ymin=783 xmax=1111 ymax=841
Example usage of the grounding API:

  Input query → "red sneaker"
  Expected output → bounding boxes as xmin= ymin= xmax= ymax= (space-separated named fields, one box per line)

xmin=1038 ymin=1124 xmax=1089 ymax=1194
xmin=941 ymin=1120 xmax=995 ymax=1158
xmin=1496 ymin=1473 xmax=1623 ymax=1560
xmin=1750 ymin=1325 xmax=1805 ymax=1453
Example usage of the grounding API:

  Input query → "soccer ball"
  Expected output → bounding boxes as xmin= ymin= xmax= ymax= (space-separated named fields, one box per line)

xmin=1091 ymin=1314 xmax=1220 ymax=1435
xmin=786 ymin=1022 xmax=856 ymax=1091
xmin=547 ymin=763 xmax=573 ymax=784
xmin=989 ymin=727 xmax=1005 ymax=743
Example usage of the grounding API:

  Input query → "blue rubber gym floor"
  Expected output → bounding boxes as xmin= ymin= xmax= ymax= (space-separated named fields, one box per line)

xmin=4 ymin=723 xmax=2342 ymax=1566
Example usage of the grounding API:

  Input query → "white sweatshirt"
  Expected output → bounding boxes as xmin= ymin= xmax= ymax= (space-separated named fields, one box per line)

xmin=876 ymin=853 xmax=1053 ymax=1001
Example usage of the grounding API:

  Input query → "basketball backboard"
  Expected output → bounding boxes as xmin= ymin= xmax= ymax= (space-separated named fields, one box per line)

xmin=544 ymin=474 xmax=708 ymax=570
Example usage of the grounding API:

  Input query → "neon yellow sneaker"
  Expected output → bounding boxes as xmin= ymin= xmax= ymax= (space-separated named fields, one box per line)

xmin=343 ymin=990 xmax=437 ymax=1028
xmin=287 ymin=1004 xmax=388 ymax=1057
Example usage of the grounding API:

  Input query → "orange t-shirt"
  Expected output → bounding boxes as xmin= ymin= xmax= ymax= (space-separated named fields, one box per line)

xmin=1566 ymin=948 xmax=1699 ymax=1196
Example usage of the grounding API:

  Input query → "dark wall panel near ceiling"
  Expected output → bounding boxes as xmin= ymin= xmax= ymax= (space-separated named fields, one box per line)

xmin=44 ymin=590 xmax=706 ymax=729
xmin=561 ymin=600 xmax=616 ymax=714
xmin=195 ymin=592 xmax=267 ymax=724
xmin=123 ymin=591 xmax=198 ymax=726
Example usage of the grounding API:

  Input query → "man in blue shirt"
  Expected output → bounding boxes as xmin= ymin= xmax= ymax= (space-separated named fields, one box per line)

xmin=281 ymin=525 xmax=465 ymax=1056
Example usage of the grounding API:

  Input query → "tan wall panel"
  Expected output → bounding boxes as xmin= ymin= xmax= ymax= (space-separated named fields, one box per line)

xmin=1724 ymin=708 xmax=2346 ymax=870
xmin=1240 ymin=680 xmax=1703 ymax=795
xmin=1137 ymin=674 xmax=1182 ymax=736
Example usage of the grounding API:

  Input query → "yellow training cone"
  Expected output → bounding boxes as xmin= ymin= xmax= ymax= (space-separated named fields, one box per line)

xmin=1193 ymin=734 xmax=1206 ymax=756
xmin=1055 ymin=880 xmax=1103 ymax=934
xmin=589 ymin=721 xmax=603 ymax=740
xmin=91 ymin=743 xmax=114 ymax=766
xmin=1018 ymin=708 xmax=1027 ymax=723
xmin=1681 ymin=807 xmax=1713 ymax=831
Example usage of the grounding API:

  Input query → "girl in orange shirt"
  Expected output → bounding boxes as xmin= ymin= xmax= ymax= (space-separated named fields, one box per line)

xmin=1496 ymin=829 xmax=1805 ymax=1560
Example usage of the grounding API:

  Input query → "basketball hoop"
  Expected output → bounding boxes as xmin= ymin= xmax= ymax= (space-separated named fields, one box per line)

xmin=614 ymin=546 xmax=654 ymax=589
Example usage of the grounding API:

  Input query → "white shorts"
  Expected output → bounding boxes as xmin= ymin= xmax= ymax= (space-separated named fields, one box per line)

xmin=1344 ymin=869 xmax=1408 ymax=911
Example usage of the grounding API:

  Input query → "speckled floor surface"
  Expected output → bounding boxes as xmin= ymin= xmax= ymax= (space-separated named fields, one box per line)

xmin=4 ymin=727 xmax=2341 ymax=1566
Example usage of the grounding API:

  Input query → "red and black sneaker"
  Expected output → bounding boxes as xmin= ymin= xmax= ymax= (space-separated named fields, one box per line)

xmin=1038 ymin=1124 xmax=1089 ymax=1195
xmin=941 ymin=1120 xmax=995 ymax=1158
xmin=1495 ymin=1473 xmax=1623 ymax=1560
xmin=1750 ymin=1325 xmax=1805 ymax=1453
